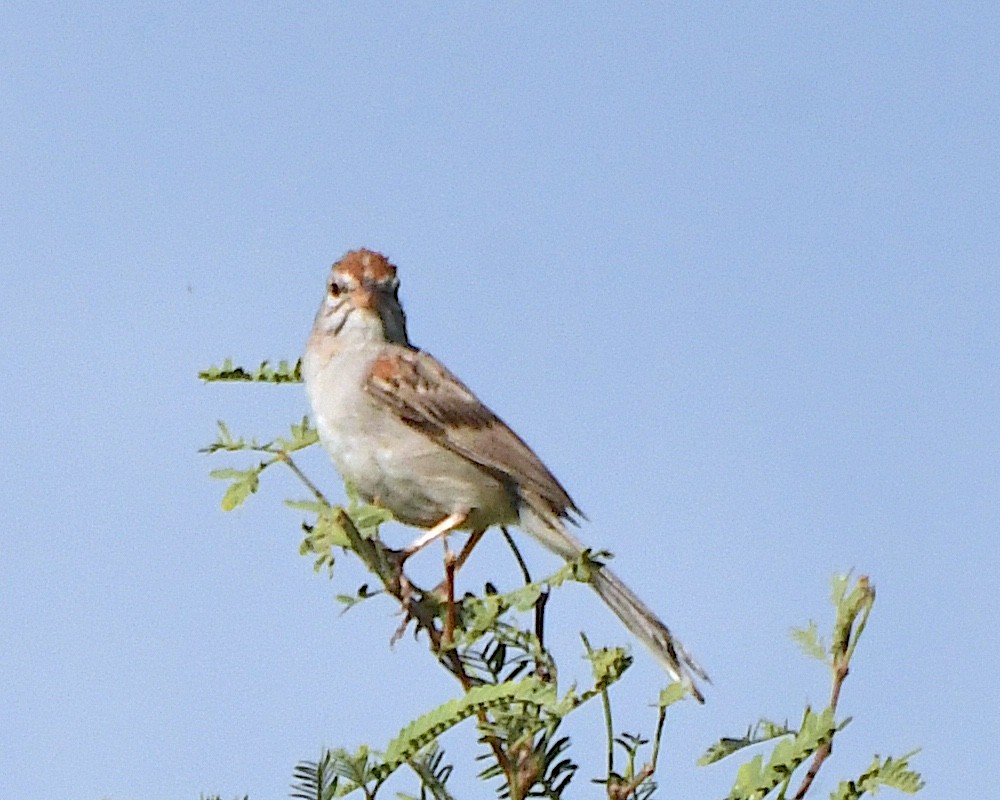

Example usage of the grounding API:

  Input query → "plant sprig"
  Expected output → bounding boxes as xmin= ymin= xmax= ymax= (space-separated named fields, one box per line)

xmin=201 ymin=361 xmax=924 ymax=800
xmin=701 ymin=574 xmax=923 ymax=800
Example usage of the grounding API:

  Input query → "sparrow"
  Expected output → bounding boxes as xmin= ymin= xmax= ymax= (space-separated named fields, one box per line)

xmin=302 ymin=249 xmax=707 ymax=701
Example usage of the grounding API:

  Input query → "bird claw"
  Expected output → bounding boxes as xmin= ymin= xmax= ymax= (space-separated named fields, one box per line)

xmin=388 ymin=565 xmax=417 ymax=645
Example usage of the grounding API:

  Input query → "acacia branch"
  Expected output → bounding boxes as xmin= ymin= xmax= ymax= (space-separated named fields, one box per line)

xmin=794 ymin=576 xmax=875 ymax=799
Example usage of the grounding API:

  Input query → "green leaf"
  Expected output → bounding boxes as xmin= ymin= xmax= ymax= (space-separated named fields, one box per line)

xmin=790 ymin=620 xmax=829 ymax=662
xmin=875 ymin=750 xmax=924 ymax=793
xmin=285 ymin=499 xmax=329 ymax=514
xmin=210 ymin=466 xmax=262 ymax=511
xmin=405 ymin=744 xmax=456 ymax=800
xmin=657 ymin=682 xmax=687 ymax=710
xmin=274 ymin=417 xmax=320 ymax=452
xmin=208 ymin=468 xmax=248 ymax=480
xmin=313 ymin=745 xmax=383 ymax=797
xmin=200 ymin=420 xmax=258 ymax=453
xmin=830 ymin=573 xmax=851 ymax=607
xmin=565 ymin=548 xmax=611 ymax=583
xmin=202 ymin=417 xmax=318 ymax=457
xmin=534 ymin=733 xmax=578 ymax=797
xmin=348 ymin=503 xmax=394 ymax=537
xmin=335 ymin=584 xmax=380 ymax=612
xmin=831 ymin=575 xmax=876 ymax=661
xmin=699 ymin=718 xmax=794 ymax=766
xmin=722 ymin=708 xmax=838 ymax=799
xmin=455 ymin=559 xmax=594 ymax=647
xmin=731 ymin=754 xmax=765 ymax=796
xmin=586 ymin=645 xmax=633 ymax=692
xmin=199 ymin=358 xmax=302 ymax=383
xmin=378 ymin=677 xmax=557 ymax=781
xmin=290 ymin=749 xmax=340 ymax=800
xmin=293 ymin=497 xmax=398 ymax=574
xmin=554 ymin=641 xmax=633 ymax=713
xmin=300 ymin=509 xmax=352 ymax=573
xmin=829 ymin=750 xmax=924 ymax=799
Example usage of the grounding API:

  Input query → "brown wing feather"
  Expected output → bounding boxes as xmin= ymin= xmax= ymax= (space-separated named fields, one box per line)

xmin=366 ymin=346 xmax=583 ymax=522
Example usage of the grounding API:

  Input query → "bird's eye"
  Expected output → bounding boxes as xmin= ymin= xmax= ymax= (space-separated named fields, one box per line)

xmin=329 ymin=282 xmax=342 ymax=297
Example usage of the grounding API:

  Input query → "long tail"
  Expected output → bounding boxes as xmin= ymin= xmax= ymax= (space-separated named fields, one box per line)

xmin=519 ymin=504 xmax=708 ymax=703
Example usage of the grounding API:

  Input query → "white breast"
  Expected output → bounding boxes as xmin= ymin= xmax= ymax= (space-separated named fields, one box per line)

xmin=303 ymin=341 xmax=518 ymax=530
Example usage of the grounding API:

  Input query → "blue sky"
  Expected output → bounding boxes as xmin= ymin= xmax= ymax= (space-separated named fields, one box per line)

xmin=2 ymin=3 xmax=996 ymax=798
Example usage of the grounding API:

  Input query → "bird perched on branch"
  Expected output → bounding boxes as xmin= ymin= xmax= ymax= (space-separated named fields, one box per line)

xmin=302 ymin=248 xmax=707 ymax=702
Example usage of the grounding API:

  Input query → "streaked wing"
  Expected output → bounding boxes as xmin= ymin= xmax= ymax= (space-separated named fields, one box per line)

xmin=365 ymin=345 xmax=582 ymax=521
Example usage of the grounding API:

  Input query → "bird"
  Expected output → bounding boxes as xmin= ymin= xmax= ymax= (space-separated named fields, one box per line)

xmin=302 ymin=248 xmax=707 ymax=701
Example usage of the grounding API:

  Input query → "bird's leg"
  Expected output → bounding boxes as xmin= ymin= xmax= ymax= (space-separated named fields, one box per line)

xmin=391 ymin=514 xmax=469 ymax=646
xmin=443 ymin=546 xmax=458 ymax=645
xmin=451 ymin=528 xmax=486 ymax=573
xmin=394 ymin=516 xmax=484 ymax=644
xmin=400 ymin=511 xmax=470 ymax=560
xmin=429 ymin=528 xmax=487 ymax=600
xmin=441 ymin=527 xmax=491 ymax=641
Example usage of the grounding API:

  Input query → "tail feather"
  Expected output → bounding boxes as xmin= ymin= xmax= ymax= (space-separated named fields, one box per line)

xmin=519 ymin=503 xmax=708 ymax=703
xmin=590 ymin=567 xmax=708 ymax=702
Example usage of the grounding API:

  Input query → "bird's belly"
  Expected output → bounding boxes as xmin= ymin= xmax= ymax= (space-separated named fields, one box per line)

xmin=318 ymin=409 xmax=517 ymax=531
